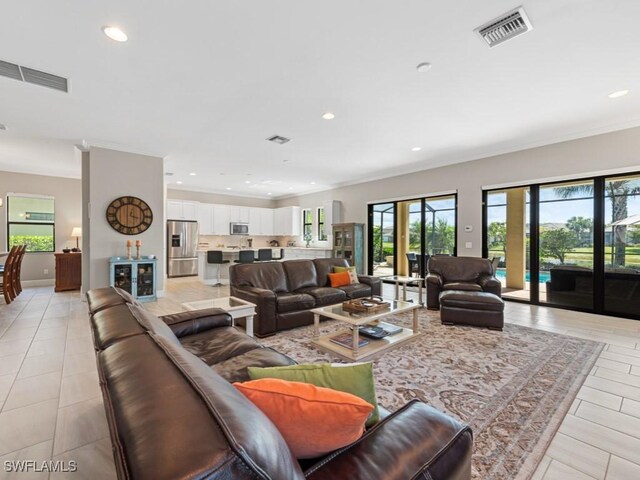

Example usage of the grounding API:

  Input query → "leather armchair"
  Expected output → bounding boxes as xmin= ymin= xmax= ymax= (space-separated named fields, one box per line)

xmin=427 ymin=256 xmax=501 ymax=310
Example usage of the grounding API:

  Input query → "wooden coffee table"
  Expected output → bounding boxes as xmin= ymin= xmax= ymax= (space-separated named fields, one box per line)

xmin=311 ymin=299 xmax=421 ymax=361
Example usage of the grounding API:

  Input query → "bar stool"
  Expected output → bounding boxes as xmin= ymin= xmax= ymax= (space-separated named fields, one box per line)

xmin=207 ymin=250 xmax=229 ymax=287
xmin=273 ymin=248 xmax=285 ymax=261
xmin=234 ymin=250 xmax=255 ymax=264
xmin=257 ymin=248 xmax=273 ymax=262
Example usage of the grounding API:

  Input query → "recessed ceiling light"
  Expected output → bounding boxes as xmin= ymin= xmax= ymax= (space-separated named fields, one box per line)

xmin=411 ymin=147 xmax=422 ymax=152
xmin=322 ymin=112 xmax=335 ymax=120
xmin=164 ymin=172 xmax=174 ymax=176
xmin=267 ymin=193 xmax=273 ymax=196
xmin=102 ymin=26 xmax=128 ymax=42
xmin=189 ymin=172 xmax=197 ymax=176
xmin=289 ymin=187 xmax=294 ymax=190
xmin=416 ymin=62 xmax=432 ymax=73
xmin=245 ymin=180 xmax=251 ymax=184
xmin=608 ymin=89 xmax=629 ymax=99
xmin=283 ymin=159 xmax=289 ymax=163
xmin=176 ymin=181 xmax=183 ymax=185
xmin=226 ymin=187 xmax=232 ymax=191
xmin=310 ymin=181 xmax=316 ymax=185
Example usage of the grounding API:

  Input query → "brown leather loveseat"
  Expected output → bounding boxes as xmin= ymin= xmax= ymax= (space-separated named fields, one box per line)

xmin=87 ymin=287 xmax=473 ymax=480
xmin=230 ymin=258 xmax=382 ymax=337
xmin=426 ymin=256 xmax=501 ymax=309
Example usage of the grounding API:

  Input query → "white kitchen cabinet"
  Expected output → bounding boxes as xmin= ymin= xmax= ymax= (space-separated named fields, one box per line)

xmin=261 ymin=208 xmax=274 ymax=236
xmin=167 ymin=200 xmax=199 ymax=221
xmin=248 ymin=208 xmax=275 ymax=236
xmin=212 ymin=205 xmax=231 ymax=234
xmin=229 ymin=206 xmax=250 ymax=223
xmin=197 ymin=204 xmax=214 ymax=235
xmin=322 ymin=200 xmax=342 ymax=238
xmin=274 ymin=206 xmax=301 ymax=236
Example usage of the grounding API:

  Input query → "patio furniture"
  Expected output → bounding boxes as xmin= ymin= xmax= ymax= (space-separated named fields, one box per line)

xmin=406 ymin=253 xmax=420 ymax=277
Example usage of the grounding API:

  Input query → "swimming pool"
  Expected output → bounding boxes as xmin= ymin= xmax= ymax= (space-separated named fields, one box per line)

xmin=495 ymin=268 xmax=550 ymax=283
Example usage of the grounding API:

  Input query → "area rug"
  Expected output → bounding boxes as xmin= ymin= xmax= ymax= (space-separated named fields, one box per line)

xmin=260 ymin=308 xmax=604 ymax=480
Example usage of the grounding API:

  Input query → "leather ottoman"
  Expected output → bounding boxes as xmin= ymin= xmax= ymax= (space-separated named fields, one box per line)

xmin=439 ymin=290 xmax=504 ymax=330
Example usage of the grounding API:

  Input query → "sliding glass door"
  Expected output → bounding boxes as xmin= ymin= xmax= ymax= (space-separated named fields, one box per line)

xmin=603 ymin=174 xmax=640 ymax=316
xmin=370 ymin=203 xmax=395 ymax=277
xmin=368 ymin=194 xmax=457 ymax=278
xmin=539 ymin=180 xmax=594 ymax=309
xmin=483 ymin=171 xmax=640 ymax=320
xmin=485 ymin=187 xmax=531 ymax=301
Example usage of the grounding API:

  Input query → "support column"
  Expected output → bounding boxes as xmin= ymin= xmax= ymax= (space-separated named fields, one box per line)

xmin=506 ymin=189 xmax=526 ymax=290
xmin=397 ymin=202 xmax=410 ymax=276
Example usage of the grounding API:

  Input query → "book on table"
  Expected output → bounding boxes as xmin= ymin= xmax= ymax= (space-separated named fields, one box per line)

xmin=359 ymin=321 xmax=403 ymax=339
xmin=329 ymin=332 xmax=369 ymax=349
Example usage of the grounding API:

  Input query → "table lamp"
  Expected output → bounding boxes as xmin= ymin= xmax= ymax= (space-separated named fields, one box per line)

xmin=71 ymin=227 xmax=82 ymax=252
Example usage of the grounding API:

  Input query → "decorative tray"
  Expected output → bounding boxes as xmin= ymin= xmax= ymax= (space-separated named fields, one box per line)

xmin=342 ymin=298 xmax=390 ymax=314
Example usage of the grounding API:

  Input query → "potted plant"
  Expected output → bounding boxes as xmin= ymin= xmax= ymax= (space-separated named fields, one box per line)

xmin=304 ymin=233 xmax=312 ymax=248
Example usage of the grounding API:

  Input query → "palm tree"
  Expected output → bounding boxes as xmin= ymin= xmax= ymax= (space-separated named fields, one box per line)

xmin=555 ymin=180 xmax=640 ymax=266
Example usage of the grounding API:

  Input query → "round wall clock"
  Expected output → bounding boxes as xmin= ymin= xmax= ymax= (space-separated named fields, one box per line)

xmin=106 ymin=196 xmax=153 ymax=235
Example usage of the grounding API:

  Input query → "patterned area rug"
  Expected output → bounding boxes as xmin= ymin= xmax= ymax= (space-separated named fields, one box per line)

xmin=260 ymin=308 xmax=604 ymax=480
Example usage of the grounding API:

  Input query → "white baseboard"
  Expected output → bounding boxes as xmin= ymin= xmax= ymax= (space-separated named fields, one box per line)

xmin=22 ymin=279 xmax=55 ymax=287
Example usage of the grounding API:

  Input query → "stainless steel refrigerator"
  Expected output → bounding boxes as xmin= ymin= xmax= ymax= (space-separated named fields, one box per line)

xmin=167 ymin=220 xmax=199 ymax=277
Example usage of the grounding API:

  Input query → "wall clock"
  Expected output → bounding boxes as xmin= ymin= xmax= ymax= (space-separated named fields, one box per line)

xmin=106 ymin=196 xmax=153 ymax=235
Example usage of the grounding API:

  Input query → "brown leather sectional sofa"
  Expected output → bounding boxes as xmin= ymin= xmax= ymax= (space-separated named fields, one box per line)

xmin=87 ymin=286 xmax=473 ymax=480
xmin=230 ymin=258 xmax=382 ymax=337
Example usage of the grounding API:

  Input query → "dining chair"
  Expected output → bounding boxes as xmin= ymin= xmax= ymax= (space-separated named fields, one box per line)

xmin=13 ymin=245 xmax=26 ymax=295
xmin=0 ymin=246 xmax=19 ymax=304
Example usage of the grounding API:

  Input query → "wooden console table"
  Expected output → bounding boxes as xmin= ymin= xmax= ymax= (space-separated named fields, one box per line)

xmin=55 ymin=253 xmax=82 ymax=292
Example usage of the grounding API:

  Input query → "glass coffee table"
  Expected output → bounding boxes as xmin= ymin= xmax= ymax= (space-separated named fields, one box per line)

xmin=181 ymin=296 xmax=256 ymax=337
xmin=311 ymin=299 xmax=421 ymax=361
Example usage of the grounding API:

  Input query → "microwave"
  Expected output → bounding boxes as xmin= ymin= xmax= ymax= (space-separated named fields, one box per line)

xmin=230 ymin=222 xmax=249 ymax=235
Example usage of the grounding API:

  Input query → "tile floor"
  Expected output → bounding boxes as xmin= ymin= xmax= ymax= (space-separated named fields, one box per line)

xmin=0 ymin=278 xmax=639 ymax=479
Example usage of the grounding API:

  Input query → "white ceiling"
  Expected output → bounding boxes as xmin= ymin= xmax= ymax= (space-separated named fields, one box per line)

xmin=1 ymin=1 xmax=639 ymax=198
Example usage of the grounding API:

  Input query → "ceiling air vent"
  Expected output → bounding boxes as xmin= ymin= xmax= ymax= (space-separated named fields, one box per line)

xmin=0 ymin=60 xmax=23 ymax=81
xmin=267 ymin=135 xmax=291 ymax=145
xmin=0 ymin=59 xmax=69 ymax=93
xmin=475 ymin=6 xmax=533 ymax=48
xmin=0 ymin=124 xmax=6 ymax=131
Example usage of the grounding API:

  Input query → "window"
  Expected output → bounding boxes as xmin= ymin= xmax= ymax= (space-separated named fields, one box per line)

xmin=317 ymin=207 xmax=327 ymax=241
xmin=302 ymin=209 xmax=313 ymax=239
xmin=7 ymin=194 xmax=55 ymax=252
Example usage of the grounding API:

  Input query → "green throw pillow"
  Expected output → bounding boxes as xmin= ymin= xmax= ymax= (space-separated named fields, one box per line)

xmin=248 ymin=362 xmax=379 ymax=426
xmin=333 ymin=266 xmax=358 ymax=284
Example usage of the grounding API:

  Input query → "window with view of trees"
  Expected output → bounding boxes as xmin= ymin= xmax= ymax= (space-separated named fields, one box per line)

xmin=317 ymin=207 xmax=327 ymax=241
xmin=7 ymin=195 xmax=55 ymax=252
xmin=302 ymin=209 xmax=313 ymax=240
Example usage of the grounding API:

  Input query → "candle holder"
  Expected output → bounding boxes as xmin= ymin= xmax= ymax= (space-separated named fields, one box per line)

xmin=127 ymin=245 xmax=132 ymax=260
xmin=136 ymin=245 xmax=141 ymax=260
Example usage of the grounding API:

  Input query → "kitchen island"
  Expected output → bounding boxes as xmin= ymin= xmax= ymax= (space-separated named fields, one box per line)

xmin=197 ymin=247 xmax=333 ymax=285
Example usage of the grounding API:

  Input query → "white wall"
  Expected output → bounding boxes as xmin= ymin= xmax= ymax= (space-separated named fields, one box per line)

xmin=85 ymin=147 xmax=165 ymax=291
xmin=0 ymin=170 xmax=81 ymax=282
xmin=277 ymin=126 xmax=640 ymax=259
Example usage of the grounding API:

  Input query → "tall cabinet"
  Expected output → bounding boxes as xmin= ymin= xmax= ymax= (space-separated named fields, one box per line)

xmin=332 ymin=223 xmax=364 ymax=274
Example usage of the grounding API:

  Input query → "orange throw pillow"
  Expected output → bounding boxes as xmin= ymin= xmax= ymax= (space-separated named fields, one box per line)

xmin=328 ymin=271 xmax=351 ymax=288
xmin=234 ymin=378 xmax=373 ymax=459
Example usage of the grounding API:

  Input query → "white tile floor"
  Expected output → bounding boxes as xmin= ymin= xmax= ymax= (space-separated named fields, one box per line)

xmin=0 ymin=279 xmax=639 ymax=479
